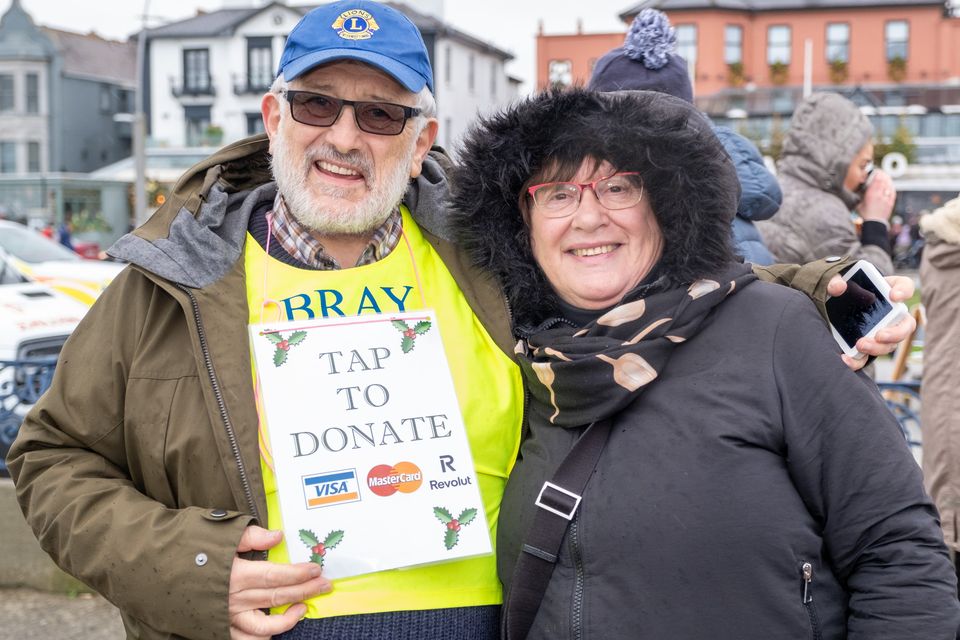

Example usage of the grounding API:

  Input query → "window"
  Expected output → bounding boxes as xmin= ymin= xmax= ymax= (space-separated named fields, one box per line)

xmin=27 ymin=141 xmax=40 ymax=173
xmin=767 ymin=25 xmax=791 ymax=65
xmin=548 ymin=60 xmax=572 ymax=87
xmin=825 ymin=23 xmax=850 ymax=63
xmin=675 ymin=25 xmax=697 ymax=73
xmin=246 ymin=112 xmax=265 ymax=135
xmin=490 ymin=60 xmax=498 ymax=97
xmin=247 ymin=37 xmax=273 ymax=91
xmin=184 ymin=105 xmax=211 ymax=146
xmin=26 ymin=73 xmax=38 ymax=113
xmin=468 ymin=54 xmax=475 ymax=92
xmin=100 ymin=84 xmax=112 ymax=112
xmin=0 ymin=141 xmax=16 ymax=173
xmin=885 ymin=20 xmax=909 ymax=61
xmin=0 ymin=74 xmax=13 ymax=111
xmin=724 ymin=25 xmax=743 ymax=65
xmin=444 ymin=45 xmax=452 ymax=84
xmin=183 ymin=48 xmax=211 ymax=93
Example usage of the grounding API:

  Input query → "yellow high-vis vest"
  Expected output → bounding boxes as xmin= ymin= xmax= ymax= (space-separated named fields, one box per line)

xmin=244 ymin=206 xmax=523 ymax=618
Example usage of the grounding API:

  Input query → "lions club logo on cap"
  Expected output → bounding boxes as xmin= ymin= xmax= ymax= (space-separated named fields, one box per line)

xmin=332 ymin=9 xmax=380 ymax=40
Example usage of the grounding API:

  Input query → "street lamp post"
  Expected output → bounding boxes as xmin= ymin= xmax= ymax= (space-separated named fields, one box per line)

xmin=133 ymin=0 xmax=151 ymax=229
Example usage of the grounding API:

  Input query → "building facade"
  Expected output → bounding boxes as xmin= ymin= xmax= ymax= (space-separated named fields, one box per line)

xmin=537 ymin=0 xmax=960 ymax=212
xmin=142 ymin=1 xmax=518 ymax=153
xmin=0 ymin=0 xmax=135 ymax=176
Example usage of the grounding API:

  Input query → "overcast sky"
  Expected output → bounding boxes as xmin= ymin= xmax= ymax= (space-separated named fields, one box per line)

xmin=4 ymin=0 xmax=637 ymax=91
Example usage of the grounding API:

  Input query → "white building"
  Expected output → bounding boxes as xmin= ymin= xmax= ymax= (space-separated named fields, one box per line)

xmin=141 ymin=1 xmax=519 ymax=153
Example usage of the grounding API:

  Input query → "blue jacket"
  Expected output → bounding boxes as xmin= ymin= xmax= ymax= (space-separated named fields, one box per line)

xmin=713 ymin=126 xmax=781 ymax=265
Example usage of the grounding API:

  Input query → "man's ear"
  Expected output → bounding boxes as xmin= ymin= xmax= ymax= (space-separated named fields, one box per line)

xmin=408 ymin=119 xmax=439 ymax=179
xmin=262 ymin=92 xmax=282 ymax=150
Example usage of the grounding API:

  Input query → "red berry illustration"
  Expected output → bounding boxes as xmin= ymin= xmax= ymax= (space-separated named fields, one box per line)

xmin=278 ymin=339 xmax=290 ymax=350
xmin=446 ymin=519 xmax=461 ymax=532
xmin=311 ymin=543 xmax=326 ymax=556
xmin=404 ymin=329 xmax=416 ymax=338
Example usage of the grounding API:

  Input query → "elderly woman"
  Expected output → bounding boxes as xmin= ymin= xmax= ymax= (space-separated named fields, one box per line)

xmin=450 ymin=89 xmax=959 ymax=640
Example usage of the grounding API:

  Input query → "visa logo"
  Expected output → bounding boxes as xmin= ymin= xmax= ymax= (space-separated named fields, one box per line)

xmin=301 ymin=469 xmax=361 ymax=509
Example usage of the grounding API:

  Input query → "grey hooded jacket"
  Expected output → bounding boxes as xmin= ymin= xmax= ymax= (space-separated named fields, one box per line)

xmin=757 ymin=92 xmax=894 ymax=274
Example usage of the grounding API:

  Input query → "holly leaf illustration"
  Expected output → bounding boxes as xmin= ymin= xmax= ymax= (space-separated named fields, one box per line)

xmin=391 ymin=320 xmax=409 ymax=332
xmin=309 ymin=552 xmax=324 ymax=566
xmin=444 ymin=528 xmax=459 ymax=550
xmin=264 ymin=332 xmax=283 ymax=344
xmin=457 ymin=508 xmax=478 ymax=526
xmin=323 ymin=530 xmax=344 ymax=549
xmin=287 ymin=331 xmax=307 ymax=346
xmin=401 ymin=335 xmax=415 ymax=353
xmin=299 ymin=529 xmax=320 ymax=547
xmin=273 ymin=347 xmax=288 ymax=367
xmin=413 ymin=320 xmax=432 ymax=335
xmin=434 ymin=507 xmax=453 ymax=524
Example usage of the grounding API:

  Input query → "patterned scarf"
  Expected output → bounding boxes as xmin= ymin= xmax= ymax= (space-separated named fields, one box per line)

xmin=516 ymin=262 xmax=758 ymax=427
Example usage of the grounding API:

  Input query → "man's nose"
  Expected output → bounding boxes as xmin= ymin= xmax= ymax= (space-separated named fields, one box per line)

xmin=324 ymin=105 xmax=364 ymax=153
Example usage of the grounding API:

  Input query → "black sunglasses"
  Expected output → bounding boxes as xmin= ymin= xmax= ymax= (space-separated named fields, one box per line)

xmin=282 ymin=90 xmax=421 ymax=136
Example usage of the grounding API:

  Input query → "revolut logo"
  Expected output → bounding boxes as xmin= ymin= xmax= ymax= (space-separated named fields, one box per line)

xmin=367 ymin=461 xmax=423 ymax=497
xmin=302 ymin=469 xmax=361 ymax=509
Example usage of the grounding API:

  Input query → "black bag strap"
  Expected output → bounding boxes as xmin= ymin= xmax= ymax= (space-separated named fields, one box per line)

xmin=503 ymin=418 xmax=613 ymax=640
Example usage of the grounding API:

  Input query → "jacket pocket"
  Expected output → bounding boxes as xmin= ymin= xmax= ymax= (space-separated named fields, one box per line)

xmin=801 ymin=561 xmax=823 ymax=640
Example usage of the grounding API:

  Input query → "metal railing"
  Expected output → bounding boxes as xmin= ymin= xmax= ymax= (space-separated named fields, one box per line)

xmin=0 ymin=358 xmax=57 ymax=477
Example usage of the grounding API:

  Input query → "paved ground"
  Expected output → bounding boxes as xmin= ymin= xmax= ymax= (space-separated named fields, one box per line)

xmin=0 ymin=588 xmax=125 ymax=640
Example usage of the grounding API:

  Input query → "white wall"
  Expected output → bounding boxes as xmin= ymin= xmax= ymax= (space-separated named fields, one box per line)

xmin=148 ymin=5 xmax=302 ymax=147
xmin=433 ymin=37 xmax=513 ymax=157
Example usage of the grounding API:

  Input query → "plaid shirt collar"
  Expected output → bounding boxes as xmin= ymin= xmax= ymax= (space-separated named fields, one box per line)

xmin=269 ymin=192 xmax=403 ymax=269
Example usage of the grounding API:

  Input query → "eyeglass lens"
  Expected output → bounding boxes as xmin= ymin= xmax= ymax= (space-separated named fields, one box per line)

xmin=533 ymin=174 xmax=643 ymax=217
xmin=286 ymin=91 xmax=415 ymax=135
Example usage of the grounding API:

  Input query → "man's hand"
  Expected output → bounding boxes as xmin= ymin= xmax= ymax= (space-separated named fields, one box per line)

xmin=229 ymin=526 xmax=332 ymax=640
xmin=827 ymin=274 xmax=917 ymax=371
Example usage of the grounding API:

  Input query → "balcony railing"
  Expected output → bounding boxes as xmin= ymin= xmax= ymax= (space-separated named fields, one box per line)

xmin=234 ymin=76 xmax=273 ymax=96
xmin=171 ymin=77 xmax=216 ymax=98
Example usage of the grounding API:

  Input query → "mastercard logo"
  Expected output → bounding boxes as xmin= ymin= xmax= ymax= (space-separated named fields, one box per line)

xmin=367 ymin=461 xmax=423 ymax=497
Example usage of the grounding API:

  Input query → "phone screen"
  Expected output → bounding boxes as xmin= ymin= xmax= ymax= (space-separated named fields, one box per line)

xmin=825 ymin=269 xmax=894 ymax=348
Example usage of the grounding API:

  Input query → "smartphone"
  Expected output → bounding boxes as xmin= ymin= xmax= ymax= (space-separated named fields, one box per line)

xmin=825 ymin=260 xmax=908 ymax=358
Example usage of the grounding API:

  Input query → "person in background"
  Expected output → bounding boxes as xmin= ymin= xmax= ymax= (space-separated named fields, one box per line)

xmin=589 ymin=8 xmax=780 ymax=265
xmin=757 ymin=92 xmax=896 ymax=274
xmin=56 ymin=209 xmax=74 ymax=252
xmin=450 ymin=87 xmax=959 ymax=640
xmin=919 ymin=195 xmax=960 ymax=587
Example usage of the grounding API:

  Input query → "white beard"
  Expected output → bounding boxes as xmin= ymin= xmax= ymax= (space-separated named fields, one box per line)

xmin=271 ymin=113 xmax=416 ymax=235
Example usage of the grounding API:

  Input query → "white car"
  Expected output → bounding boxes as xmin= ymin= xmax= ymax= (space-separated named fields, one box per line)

xmin=0 ymin=219 xmax=124 ymax=306
xmin=0 ymin=281 xmax=88 ymax=474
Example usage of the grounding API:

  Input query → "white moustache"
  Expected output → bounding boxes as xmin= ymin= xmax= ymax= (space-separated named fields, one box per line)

xmin=305 ymin=146 xmax=373 ymax=183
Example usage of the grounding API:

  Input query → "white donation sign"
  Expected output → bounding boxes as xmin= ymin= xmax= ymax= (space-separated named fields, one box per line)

xmin=249 ymin=310 xmax=490 ymax=579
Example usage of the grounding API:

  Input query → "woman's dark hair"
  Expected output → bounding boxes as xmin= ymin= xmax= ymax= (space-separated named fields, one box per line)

xmin=450 ymin=88 xmax=740 ymax=328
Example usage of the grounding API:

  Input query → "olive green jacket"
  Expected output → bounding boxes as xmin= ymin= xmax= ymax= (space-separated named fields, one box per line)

xmin=7 ymin=134 xmax=850 ymax=639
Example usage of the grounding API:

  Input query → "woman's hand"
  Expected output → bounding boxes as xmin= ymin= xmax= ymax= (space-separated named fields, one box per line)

xmin=827 ymin=274 xmax=916 ymax=371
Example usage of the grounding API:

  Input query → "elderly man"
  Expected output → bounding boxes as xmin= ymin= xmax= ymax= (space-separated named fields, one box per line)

xmin=7 ymin=2 xmax=914 ymax=640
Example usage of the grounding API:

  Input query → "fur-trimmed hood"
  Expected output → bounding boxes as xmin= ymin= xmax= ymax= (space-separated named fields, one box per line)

xmin=449 ymin=88 xmax=739 ymax=329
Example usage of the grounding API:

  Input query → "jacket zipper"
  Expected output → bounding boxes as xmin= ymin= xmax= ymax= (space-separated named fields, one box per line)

xmin=801 ymin=561 xmax=822 ymax=640
xmin=180 ymin=285 xmax=261 ymax=525
xmin=570 ymin=514 xmax=585 ymax=640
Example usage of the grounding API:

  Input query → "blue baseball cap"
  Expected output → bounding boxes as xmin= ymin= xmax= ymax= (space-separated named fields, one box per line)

xmin=278 ymin=1 xmax=434 ymax=94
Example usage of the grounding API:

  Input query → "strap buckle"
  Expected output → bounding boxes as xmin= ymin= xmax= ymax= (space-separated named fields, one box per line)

xmin=535 ymin=481 xmax=582 ymax=521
